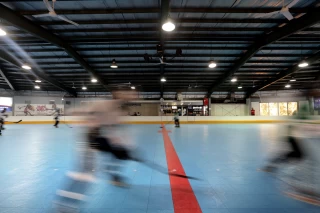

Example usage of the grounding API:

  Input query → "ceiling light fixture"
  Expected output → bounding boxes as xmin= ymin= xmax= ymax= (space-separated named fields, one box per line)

xmin=131 ymin=86 xmax=135 ymax=90
xmin=0 ymin=28 xmax=6 ymax=36
xmin=82 ymin=86 xmax=87 ymax=90
xmin=110 ymin=59 xmax=118 ymax=68
xmin=62 ymin=98 xmax=64 ymax=101
xmin=285 ymin=84 xmax=291 ymax=88
xmin=162 ymin=18 xmax=175 ymax=32
xmin=34 ymin=85 xmax=40 ymax=89
xmin=238 ymin=86 xmax=242 ymax=89
xmin=290 ymin=78 xmax=296 ymax=82
xmin=160 ymin=77 xmax=166 ymax=82
xmin=35 ymin=80 xmax=41 ymax=83
xmin=298 ymin=61 xmax=308 ymax=68
xmin=91 ymin=78 xmax=98 ymax=83
xmin=208 ymin=61 xmax=217 ymax=68
xmin=22 ymin=64 xmax=31 ymax=70
xmin=231 ymin=77 xmax=237 ymax=82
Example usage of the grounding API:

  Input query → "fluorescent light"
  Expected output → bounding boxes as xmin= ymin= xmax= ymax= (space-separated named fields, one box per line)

xmin=82 ymin=86 xmax=87 ymax=90
xmin=162 ymin=20 xmax=175 ymax=32
xmin=91 ymin=78 xmax=98 ymax=83
xmin=110 ymin=59 xmax=118 ymax=68
xmin=238 ymin=86 xmax=242 ymax=89
xmin=285 ymin=84 xmax=291 ymax=88
xmin=161 ymin=77 xmax=166 ymax=82
xmin=0 ymin=28 xmax=6 ymax=36
xmin=131 ymin=86 xmax=135 ymax=89
xmin=231 ymin=78 xmax=237 ymax=82
xmin=290 ymin=79 xmax=296 ymax=82
xmin=208 ymin=61 xmax=217 ymax=68
xmin=35 ymin=80 xmax=41 ymax=83
xmin=34 ymin=85 xmax=40 ymax=89
xmin=298 ymin=62 xmax=308 ymax=67
xmin=22 ymin=64 xmax=31 ymax=70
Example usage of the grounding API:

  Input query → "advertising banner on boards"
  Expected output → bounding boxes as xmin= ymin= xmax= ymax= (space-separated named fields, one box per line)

xmin=14 ymin=104 xmax=64 ymax=116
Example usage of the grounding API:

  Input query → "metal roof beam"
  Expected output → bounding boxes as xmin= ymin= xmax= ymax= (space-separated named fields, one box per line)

xmin=49 ymin=27 xmax=269 ymax=33
xmin=0 ymin=3 xmax=107 ymax=91
xmin=45 ymin=71 xmax=226 ymax=76
xmin=0 ymin=49 xmax=76 ymax=96
xmin=2 ymin=38 xmax=320 ymax=46
xmin=6 ymin=34 xmax=320 ymax=40
xmin=4 ymin=53 xmax=313 ymax=59
xmin=0 ymin=60 xmax=298 ymax=65
xmin=6 ymin=46 xmax=320 ymax=53
xmin=0 ymin=41 xmax=252 ymax=46
xmin=25 ymin=18 xmax=287 ymax=26
xmin=41 ymin=70 xmax=313 ymax=76
xmin=17 ymin=7 xmax=320 ymax=15
xmin=206 ymin=11 xmax=320 ymax=97
xmin=0 ymin=36 xmax=255 ymax=42
xmin=49 ymin=37 xmax=320 ymax=42
xmin=0 ymin=68 xmax=15 ymax=90
xmin=51 ymin=76 xmax=274 ymax=81
xmin=245 ymin=51 xmax=320 ymax=97
xmin=29 ymin=65 xmax=301 ymax=70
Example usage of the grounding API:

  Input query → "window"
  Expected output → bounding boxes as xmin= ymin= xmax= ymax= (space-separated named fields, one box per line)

xmin=288 ymin=102 xmax=298 ymax=116
xmin=279 ymin=102 xmax=288 ymax=116
xmin=260 ymin=103 xmax=269 ymax=116
xmin=260 ymin=102 xmax=297 ymax=116
xmin=0 ymin=97 xmax=13 ymax=112
xmin=0 ymin=97 xmax=12 ymax=106
xmin=269 ymin=103 xmax=278 ymax=116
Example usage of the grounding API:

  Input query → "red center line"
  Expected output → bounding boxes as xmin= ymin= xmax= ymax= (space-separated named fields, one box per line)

xmin=160 ymin=124 xmax=202 ymax=213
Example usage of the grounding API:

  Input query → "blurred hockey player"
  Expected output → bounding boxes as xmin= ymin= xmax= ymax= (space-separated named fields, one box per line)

xmin=261 ymin=102 xmax=320 ymax=205
xmin=52 ymin=91 xmax=138 ymax=213
xmin=174 ymin=111 xmax=180 ymax=127
xmin=0 ymin=108 xmax=8 ymax=135
xmin=53 ymin=109 xmax=60 ymax=128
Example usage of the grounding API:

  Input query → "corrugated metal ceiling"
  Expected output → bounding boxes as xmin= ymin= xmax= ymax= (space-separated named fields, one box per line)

xmin=0 ymin=0 xmax=318 ymax=96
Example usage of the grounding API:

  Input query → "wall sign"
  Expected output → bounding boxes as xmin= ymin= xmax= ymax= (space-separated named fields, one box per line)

xmin=14 ymin=104 xmax=64 ymax=116
xmin=314 ymin=98 xmax=320 ymax=110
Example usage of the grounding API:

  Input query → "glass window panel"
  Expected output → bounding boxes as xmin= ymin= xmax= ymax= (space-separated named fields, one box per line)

xmin=279 ymin=102 xmax=288 ymax=116
xmin=288 ymin=102 xmax=298 ymax=116
xmin=260 ymin=103 xmax=269 ymax=116
xmin=269 ymin=103 xmax=278 ymax=116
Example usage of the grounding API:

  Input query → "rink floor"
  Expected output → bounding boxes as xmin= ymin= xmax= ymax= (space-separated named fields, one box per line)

xmin=0 ymin=123 xmax=319 ymax=213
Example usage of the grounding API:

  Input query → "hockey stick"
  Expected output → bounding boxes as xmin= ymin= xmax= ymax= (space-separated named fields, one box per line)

xmin=139 ymin=159 xmax=201 ymax=180
xmin=61 ymin=93 xmax=72 ymax=128
xmin=6 ymin=120 xmax=22 ymax=124
xmin=160 ymin=119 xmax=173 ymax=128
xmin=64 ymin=122 xmax=73 ymax=128
xmin=96 ymin=139 xmax=201 ymax=180
xmin=129 ymin=155 xmax=201 ymax=180
xmin=13 ymin=120 xmax=22 ymax=124
xmin=64 ymin=117 xmax=73 ymax=128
